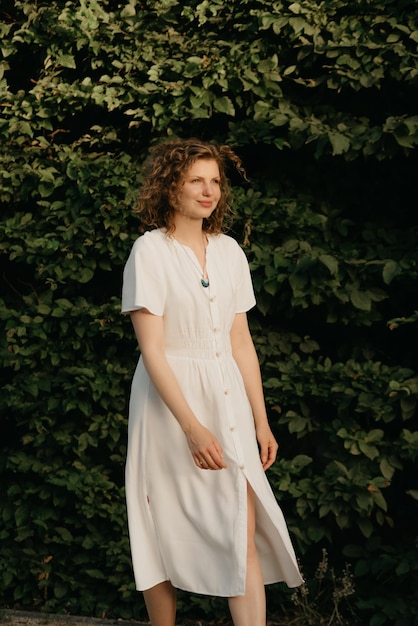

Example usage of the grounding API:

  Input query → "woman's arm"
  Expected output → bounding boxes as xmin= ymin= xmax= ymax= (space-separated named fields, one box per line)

xmin=230 ymin=312 xmax=279 ymax=470
xmin=129 ymin=308 xmax=227 ymax=470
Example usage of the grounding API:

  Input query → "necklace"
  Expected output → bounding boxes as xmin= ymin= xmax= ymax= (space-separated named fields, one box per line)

xmin=172 ymin=234 xmax=210 ymax=288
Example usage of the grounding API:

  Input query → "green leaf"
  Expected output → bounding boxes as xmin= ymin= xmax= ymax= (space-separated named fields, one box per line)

xmin=373 ymin=491 xmax=388 ymax=512
xmin=328 ymin=132 xmax=350 ymax=155
xmin=350 ymin=290 xmax=372 ymax=311
xmin=55 ymin=526 xmax=73 ymax=541
xmin=319 ymin=254 xmax=339 ymax=276
xmin=120 ymin=4 xmax=136 ymax=17
xmin=357 ymin=518 xmax=373 ymax=538
xmin=213 ymin=96 xmax=235 ymax=116
xmin=85 ymin=569 xmax=106 ymax=579
xmin=78 ymin=267 xmax=95 ymax=283
xmin=54 ymin=583 xmax=68 ymax=599
xmin=289 ymin=272 xmax=308 ymax=295
xmin=370 ymin=613 xmax=386 ymax=626
xmin=288 ymin=415 xmax=309 ymax=434
xmin=382 ymin=260 xmax=402 ymax=285
xmin=379 ymin=458 xmax=395 ymax=481
xmin=57 ymin=54 xmax=76 ymax=69
xmin=395 ymin=560 xmax=410 ymax=575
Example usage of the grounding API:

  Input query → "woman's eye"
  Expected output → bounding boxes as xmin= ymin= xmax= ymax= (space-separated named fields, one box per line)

xmin=189 ymin=178 xmax=220 ymax=184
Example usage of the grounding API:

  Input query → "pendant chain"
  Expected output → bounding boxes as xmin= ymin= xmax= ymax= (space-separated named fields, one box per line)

xmin=173 ymin=235 xmax=210 ymax=288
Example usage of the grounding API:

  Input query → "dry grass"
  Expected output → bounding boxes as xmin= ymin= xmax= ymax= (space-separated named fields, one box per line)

xmin=178 ymin=550 xmax=358 ymax=626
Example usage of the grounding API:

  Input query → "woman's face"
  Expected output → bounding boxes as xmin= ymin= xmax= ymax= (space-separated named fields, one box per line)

xmin=174 ymin=158 xmax=221 ymax=221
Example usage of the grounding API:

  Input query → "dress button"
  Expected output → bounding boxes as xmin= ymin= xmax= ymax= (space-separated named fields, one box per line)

xmin=216 ymin=352 xmax=221 ymax=357
xmin=210 ymin=296 xmax=216 ymax=302
xmin=213 ymin=327 xmax=219 ymax=333
xmin=230 ymin=426 xmax=236 ymax=431
xmin=239 ymin=465 xmax=245 ymax=470
xmin=224 ymin=390 xmax=229 ymax=395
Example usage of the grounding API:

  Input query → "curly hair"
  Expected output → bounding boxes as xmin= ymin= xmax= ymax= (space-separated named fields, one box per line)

xmin=134 ymin=138 xmax=247 ymax=234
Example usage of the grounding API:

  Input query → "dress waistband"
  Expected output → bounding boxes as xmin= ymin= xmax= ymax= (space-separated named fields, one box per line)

xmin=165 ymin=341 xmax=232 ymax=360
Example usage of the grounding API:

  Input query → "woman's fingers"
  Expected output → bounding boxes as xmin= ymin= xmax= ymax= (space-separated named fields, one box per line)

xmin=257 ymin=427 xmax=279 ymax=470
xmin=187 ymin=424 xmax=227 ymax=470
xmin=196 ymin=449 xmax=227 ymax=470
xmin=194 ymin=444 xmax=227 ymax=470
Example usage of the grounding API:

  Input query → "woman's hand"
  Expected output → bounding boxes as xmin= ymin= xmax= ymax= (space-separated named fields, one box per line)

xmin=185 ymin=423 xmax=227 ymax=470
xmin=230 ymin=313 xmax=278 ymax=471
xmin=256 ymin=424 xmax=279 ymax=471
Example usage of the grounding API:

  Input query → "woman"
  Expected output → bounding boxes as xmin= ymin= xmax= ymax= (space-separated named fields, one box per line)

xmin=121 ymin=138 xmax=303 ymax=626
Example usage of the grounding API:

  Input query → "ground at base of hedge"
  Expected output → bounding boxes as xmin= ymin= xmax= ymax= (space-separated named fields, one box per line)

xmin=0 ymin=609 xmax=358 ymax=626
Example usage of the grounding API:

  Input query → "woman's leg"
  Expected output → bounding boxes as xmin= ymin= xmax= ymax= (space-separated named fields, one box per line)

xmin=143 ymin=580 xmax=177 ymax=626
xmin=228 ymin=483 xmax=266 ymax=626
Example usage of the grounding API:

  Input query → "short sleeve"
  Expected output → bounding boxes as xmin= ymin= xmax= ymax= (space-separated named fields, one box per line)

xmin=121 ymin=233 xmax=167 ymax=315
xmin=234 ymin=242 xmax=256 ymax=313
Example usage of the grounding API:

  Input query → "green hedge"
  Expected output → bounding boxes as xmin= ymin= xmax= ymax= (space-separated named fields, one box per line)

xmin=1 ymin=1 xmax=418 ymax=625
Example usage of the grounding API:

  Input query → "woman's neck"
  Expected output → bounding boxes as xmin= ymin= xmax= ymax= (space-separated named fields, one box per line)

xmin=171 ymin=217 xmax=208 ymax=273
xmin=171 ymin=216 xmax=205 ymax=246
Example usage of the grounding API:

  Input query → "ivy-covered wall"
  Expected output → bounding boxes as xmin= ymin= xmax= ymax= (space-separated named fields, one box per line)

xmin=1 ymin=1 xmax=418 ymax=625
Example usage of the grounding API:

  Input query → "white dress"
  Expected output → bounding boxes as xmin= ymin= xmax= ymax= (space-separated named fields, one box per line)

xmin=121 ymin=228 xmax=303 ymax=596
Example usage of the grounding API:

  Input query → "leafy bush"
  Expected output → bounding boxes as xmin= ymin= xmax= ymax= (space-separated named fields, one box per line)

xmin=1 ymin=1 xmax=417 ymax=624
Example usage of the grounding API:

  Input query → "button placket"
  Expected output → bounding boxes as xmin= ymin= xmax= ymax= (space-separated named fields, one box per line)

xmin=206 ymin=262 xmax=246 ymax=471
